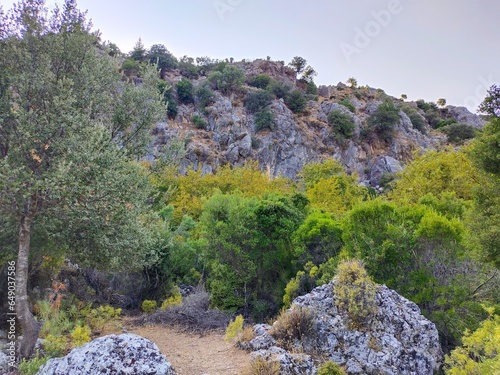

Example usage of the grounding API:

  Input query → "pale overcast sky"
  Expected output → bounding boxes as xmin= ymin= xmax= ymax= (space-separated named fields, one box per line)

xmin=6 ymin=0 xmax=500 ymax=111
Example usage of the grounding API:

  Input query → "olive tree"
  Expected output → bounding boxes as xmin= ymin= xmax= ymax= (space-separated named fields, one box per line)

xmin=0 ymin=0 xmax=165 ymax=358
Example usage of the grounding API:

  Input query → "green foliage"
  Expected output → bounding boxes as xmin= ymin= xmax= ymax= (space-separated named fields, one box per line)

xmin=293 ymin=211 xmax=343 ymax=265
xmin=70 ymin=325 xmax=91 ymax=347
xmin=306 ymin=81 xmax=318 ymax=95
xmin=208 ymin=65 xmax=245 ymax=94
xmin=43 ymin=334 xmax=67 ymax=357
xmin=338 ymin=98 xmax=355 ymax=113
xmin=346 ymin=77 xmax=358 ymax=88
xmin=245 ymin=89 xmax=274 ymax=113
xmin=86 ymin=305 xmax=122 ymax=331
xmin=333 ymin=259 xmax=378 ymax=328
xmin=402 ymin=106 xmax=426 ymax=133
xmin=249 ymin=74 xmax=273 ymax=89
xmin=254 ymin=110 xmax=275 ymax=131
xmin=318 ymin=361 xmax=346 ymax=375
xmin=129 ymin=38 xmax=146 ymax=61
xmin=225 ymin=314 xmax=244 ymax=342
xmin=284 ymin=91 xmax=307 ymax=113
xmin=121 ymin=58 xmax=140 ymax=75
xmin=268 ymin=80 xmax=293 ymax=99
xmin=441 ymin=123 xmax=477 ymax=144
xmin=367 ymin=101 xmax=400 ymax=143
xmin=161 ymin=287 xmax=183 ymax=309
xmin=192 ymin=114 xmax=206 ymax=129
xmin=470 ymin=118 xmax=500 ymax=175
xmin=146 ymin=44 xmax=178 ymax=71
xmin=195 ymin=83 xmax=214 ymax=109
xmin=288 ymin=56 xmax=308 ymax=74
xmin=270 ymin=306 xmax=314 ymax=349
xmin=478 ymin=84 xmax=500 ymax=116
xmin=328 ymin=110 xmax=356 ymax=141
xmin=390 ymin=149 xmax=480 ymax=204
xmin=436 ymin=118 xmax=457 ymax=129
xmin=200 ymin=192 xmax=305 ymax=315
xmin=141 ymin=300 xmax=158 ymax=313
xmin=444 ymin=308 xmax=500 ymax=375
xmin=178 ymin=56 xmax=199 ymax=79
xmin=176 ymin=78 xmax=194 ymax=104
xmin=19 ymin=354 xmax=49 ymax=375
xmin=160 ymin=84 xmax=178 ymax=119
xmin=300 ymin=159 xmax=345 ymax=188
xmin=468 ymin=118 xmax=500 ymax=268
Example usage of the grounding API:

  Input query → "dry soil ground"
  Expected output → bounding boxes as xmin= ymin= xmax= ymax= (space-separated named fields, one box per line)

xmin=121 ymin=323 xmax=251 ymax=375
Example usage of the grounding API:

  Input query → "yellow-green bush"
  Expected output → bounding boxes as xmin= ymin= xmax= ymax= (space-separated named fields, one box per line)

xmin=444 ymin=306 xmax=500 ymax=375
xmin=161 ymin=287 xmax=183 ymax=310
xmin=86 ymin=304 xmax=122 ymax=331
xmin=43 ymin=334 xmax=67 ymax=357
xmin=318 ymin=360 xmax=346 ymax=375
xmin=333 ymin=259 xmax=378 ymax=329
xmin=141 ymin=300 xmax=157 ymax=313
xmin=18 ymin=354 xmax=49 ymax=375
xmin=70 ymin=325 xmax=91 ymax=347
xmin=225 ymin=314 xmax=244 ymax=342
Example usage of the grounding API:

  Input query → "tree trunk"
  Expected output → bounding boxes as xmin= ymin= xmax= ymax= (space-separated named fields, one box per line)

xmin=16 ymin=212 xmax=41 ymax=359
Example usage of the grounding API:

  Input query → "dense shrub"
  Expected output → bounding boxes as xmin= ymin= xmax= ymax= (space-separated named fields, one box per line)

xmin=441 ymin=123 xmax=477 ymax=144
xmin=195 ymin=84 xmax=214 ymax=109
xmin=225 ymin=314 xmax=244 ymax=342
xmin=208 ymin=65 xmax=245 ymax=94
xmin=245 ymin=89 xmax=274 ymax=113
xmin=249 ymin=74 xmax=272 ymax=89
xmin=19 ymin=355 xmax=49 ymax=375
xmin=176 ymin=78 xmax=194 ymax=104
xmin=191 ymin=114 xmax=206 ymax=129
xmin=285 ymin=90 xmax=307 ymax=113
xmin=306 ymin=81 xmax=318 ymax=95
xmin=338 ymin=98 xmax=356 ymax=112
xmin=402 ymin=106 xmax=426 ymax=133
xmin=121 ymin=58 xmax=140 ymax=76
xmin=318 ymin=361 xmax=346 ymax=375
xmin=435 ymin=118 xmax=457 ymax=129
xmin=141 ymin=300 xmax=157 ymax=313
xmin=268 ymin=80 xmax=293 ymax=99
xmin=161 ymin=286 xmax=183 ymax=309
xmin=328 ymin=110 xmax=356 ymax=140
xmin=158 ymin=82 xmax=178 ymax=119
xmin=254 ymin=110 xmax=274 ymax=131
xmin=333 ymin=259 xmax=378 ymax=329
xmin=367 ymin=101 xmax=400 ymax=143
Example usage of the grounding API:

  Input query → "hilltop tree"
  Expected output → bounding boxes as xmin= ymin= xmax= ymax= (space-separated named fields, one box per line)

xmin=437 ymin=98 xmax=447 ymax=107
xmin=347 ymin=77 xmax=358 ymax=88
xmin=0 ymin=0 xmax=165 ymax=358
xmin=130 ymin=37 xmax=146 ymax=61
xmin=288 ymin=56 xmax=307 ymax=75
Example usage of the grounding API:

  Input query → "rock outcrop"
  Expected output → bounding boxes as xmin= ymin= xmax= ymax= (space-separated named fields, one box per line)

xmin=246 ymin=281 xmax=442 ymax=375
xmin=149 ymin=59 xmax=486 ymax=185
xmin=36 ymin=334 xmax=177 ymax=375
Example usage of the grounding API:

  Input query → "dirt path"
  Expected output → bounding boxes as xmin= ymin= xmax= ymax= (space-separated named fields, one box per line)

xmin=124 ymin=324 xmax=250 ymax=375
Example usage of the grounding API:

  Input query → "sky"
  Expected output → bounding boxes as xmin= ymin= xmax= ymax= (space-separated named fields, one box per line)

xmin=5 ymin=0 xmax=500 ymax=112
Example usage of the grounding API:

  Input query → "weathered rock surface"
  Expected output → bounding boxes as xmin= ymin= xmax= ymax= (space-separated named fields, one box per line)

xmin=36 ymin=334 xmax=177 ymax=375
xmin=248 ymin=281 xmax=442 ymax=375
xmin=148 ymin=60 xmax=486 ymax=184
xmin=447 ymin=105 xmax=486 ymax=128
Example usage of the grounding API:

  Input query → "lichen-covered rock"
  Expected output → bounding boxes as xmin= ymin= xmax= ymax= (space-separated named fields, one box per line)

xmin=252 ymin=346 xmax=317 ymax=375
xmin=293 ymin=281 xmax=442 ymax=375
xmin=36 ymin=334 xmax=176 ymax=375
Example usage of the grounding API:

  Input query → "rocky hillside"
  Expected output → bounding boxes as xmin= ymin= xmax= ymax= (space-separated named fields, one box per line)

xmin=148 ymin=58 xmax=485 ymax=185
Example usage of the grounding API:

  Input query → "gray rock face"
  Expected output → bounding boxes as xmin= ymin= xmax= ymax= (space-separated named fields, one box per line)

xmin=369 ymin=155 xmax=403 ymax=185
xmin=447 ymin=105 xmax=486 ymax=128
xmin=293 ymin=282 xmax=442 ymax=375
xmin=36 ymin=334 xmax=177 ymax=375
